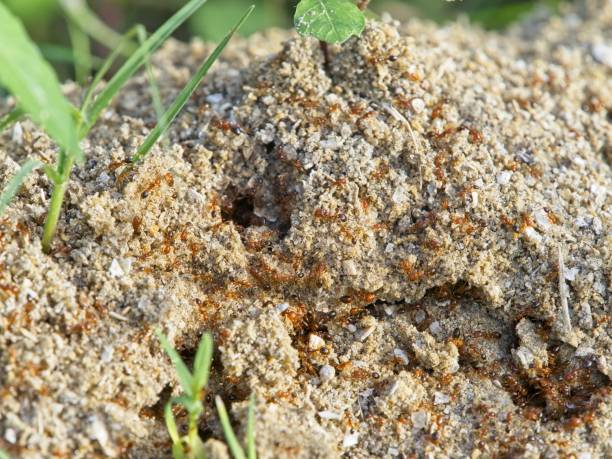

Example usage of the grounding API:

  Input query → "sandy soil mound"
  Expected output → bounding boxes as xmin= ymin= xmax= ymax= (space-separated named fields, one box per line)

xmin=1 ymin=1 xmax=610 ymax=457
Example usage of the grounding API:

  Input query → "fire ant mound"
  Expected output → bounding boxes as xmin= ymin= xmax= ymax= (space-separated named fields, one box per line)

xmin=1 ymin=1 xmax=610 ymax=457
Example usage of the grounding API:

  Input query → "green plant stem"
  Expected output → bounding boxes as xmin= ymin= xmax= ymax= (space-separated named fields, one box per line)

xmin=41 ymin=155 xmax=74 ymax=253
xmin=188 ymin=409 xmax=199 ymax=449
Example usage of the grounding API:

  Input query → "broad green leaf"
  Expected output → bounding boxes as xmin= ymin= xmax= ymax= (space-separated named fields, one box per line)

xmin=215 ymin=396 xmax=246 ymax=459
xmin=0 ymin=3 xmax=82 ymax=162
xmin=157 ymin=330 xmax=194 ymax=397
xmin=82 ymin=0 xmax=209 ymax=136
xmin=131 ymin=5 xmax=255 ymax=164
xmin=0 ymin=159 xmax=43 ymax=215
xmin=246 ymin=393 xmax=257 ymax=459
xmin=294 ymin=0 xmax=365 ymax=44
xmin=192 ymin=332 xmax=213 ymax=397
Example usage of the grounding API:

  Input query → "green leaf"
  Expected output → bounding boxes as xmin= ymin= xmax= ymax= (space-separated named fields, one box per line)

xmin=215 ymin=396 xmax=246 ymax=459
xmin=59 ymin=0 xmax=128 ymax=52
xmin=131 ymin=4 xmax=255 ymax=164
xmin=246 ymin=393 xmax=257 ymax=459
xmin=164 ymin=401 xmax=182 ymax=446
xmin=157 ymin=330 xmax=194 ymax=397
xmin=294 ymin=0 xmax=365 ymax=44
xmin=0 ymin=158 xmax=43 ymax=215
xmin=0 ymin=3 xmax=82 ymax=162
xmin=82 ymin=0 xmax=210 ymax=137
xmin=192 ymin=332 xmax=213 ymax=397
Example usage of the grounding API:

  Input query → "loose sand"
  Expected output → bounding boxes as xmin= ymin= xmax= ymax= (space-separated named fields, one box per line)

xmin=0 ymin=0 xmax=610 ymax=457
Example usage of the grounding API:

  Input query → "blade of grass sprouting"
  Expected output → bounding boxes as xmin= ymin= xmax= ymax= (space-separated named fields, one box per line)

xmin=157 ymin=330 xmax=194 ymax=397
xmin=215 ymin=396 xmax=246 ymax=459
xmin=246 ymin=394 xmax=256 ymax=459
xmin=0 ymin=158 xmax=43 ymax=215
xmin=82 ymin=0 xmax=209 ymax=137
xmin=0 ymin=4 xmax=82 ymax=163
xmin=136 ymin=25 xmax=164 ymax=123
xmin=192 ymin=332 xmax=213 ymax=396
xmin=164 ymin=402 xmax=182 ymax=446
xmin=0 ymin=108 xmax=24 ymax=132
xmin=131 ymin=5 xmax=254 ymax=164
xmin=59 ymin=0 xmax=130 ymax=53
xmin=67 ymin=19 xmax=92 ymax=85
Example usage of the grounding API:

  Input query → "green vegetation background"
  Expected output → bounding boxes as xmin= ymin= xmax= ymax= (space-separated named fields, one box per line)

xmin=5 ymin=0 xmax=569 ymax=80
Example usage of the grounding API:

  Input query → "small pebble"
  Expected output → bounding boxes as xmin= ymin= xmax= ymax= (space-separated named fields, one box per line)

xmin=318 ymin=410 xmax=342 ymax=420
xmin=411 ymin=410 xmax=429 ymax=430
xmin=524 ymin=227 xmax=542 ymax=244
xmin=319 ymin=364 xmax=336 ymax=382
xmin=108 ymin=259 xmax=124 ymax=278
xmin=12 ymin=122 xmax=23 ymax=144
xmin=393 ymin=348 xmax=409 ymax=364
xmin=410 ymin=98 xmax=426 ymax=113
xmin=434 ymin=392 xmax=450 ymax=405
xmin=414 ymin=310 xmax=427 ymax=324
xmin=342 ymin=431 xmax=359 ymax=448
xmin=355 ymin=325 xmax=375 ymax=342
xmin=592 ymin=43 xmax=612 ymax=68
xmin=534 ymin=209 xmax=552 ymax=232
xmin=4 ymin=428 xmax=16 ymax=444
xmin=496 ymin=171 xmax=512 ymax=185
xmin=308 ymin=333 xmax=325 ymax=351
xmin=343 ymin=260 xmax=358 ymax=276
xmin=275 ymin=303 xmax=289 ymax=313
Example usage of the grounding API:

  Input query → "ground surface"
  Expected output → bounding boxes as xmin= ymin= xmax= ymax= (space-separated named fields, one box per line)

xmin=0 ymin=1 xmax=611 ymax=458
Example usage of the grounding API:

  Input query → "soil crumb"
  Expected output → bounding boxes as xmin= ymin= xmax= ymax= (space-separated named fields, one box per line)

xmin=1 ymin=1 xmax=610 ymax=458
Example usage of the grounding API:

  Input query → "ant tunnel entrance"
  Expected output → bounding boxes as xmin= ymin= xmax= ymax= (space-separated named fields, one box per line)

xmin=220 ymin=183 xmax=293 ymax=239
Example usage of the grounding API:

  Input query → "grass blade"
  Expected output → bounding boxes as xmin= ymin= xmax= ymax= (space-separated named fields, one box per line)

xmin=131 ymin=4 xmax=255 ymax=164
xmin=0 ymin=108 xmax=24 ymax=133
xmin=82 ymin=0 xmax=209 ymax=137
xmin=59 ymin=0 xmax=128 ymax=52
xmin=136 ymin=25 xmax=165 ymax=123
xmin=0 ymin=4 xmax=81 ymax=162
xmin=0 ymin=159 xmax=43 ymax=215
xmin=246 ymin=394 xmax=256 ymax=459
xmin=164 ymin=402 xmax=182 ymax=446
xmin=192 ymin=332 xmax=213 ymax=397
xmin=215 ymin=396 xmax=246 ymax=459
xmin=157 ymin=330 xmax=194 ymax=397
xmin=67 ymin=19 xmax=92 ymax=85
